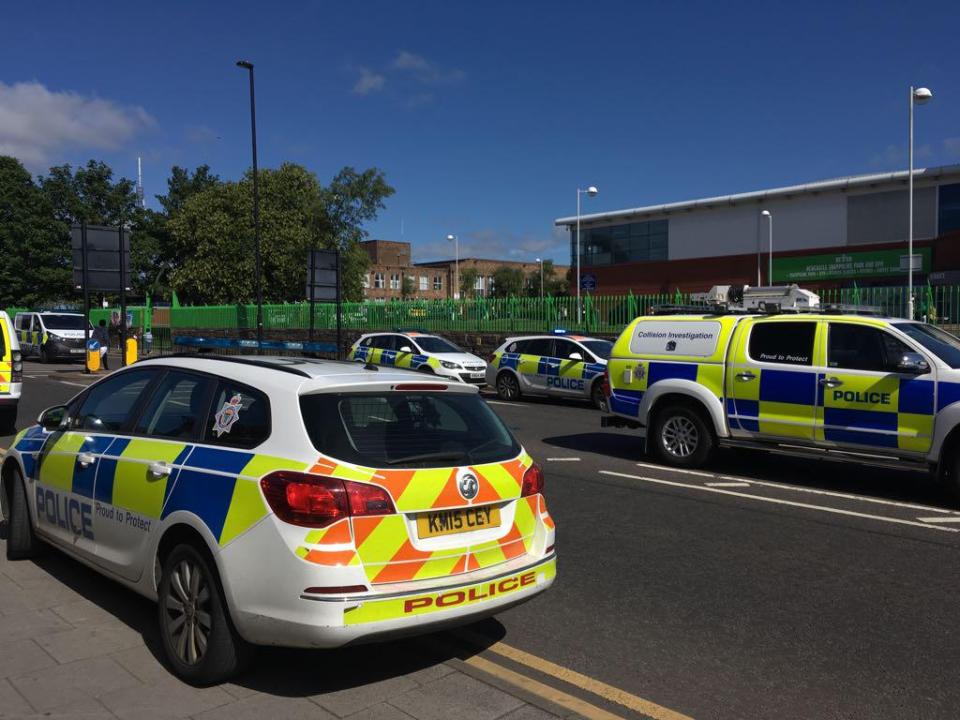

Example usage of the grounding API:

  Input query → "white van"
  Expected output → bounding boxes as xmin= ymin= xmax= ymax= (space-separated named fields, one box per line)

xmin=14 ymin=312 xmax=91 ymax=363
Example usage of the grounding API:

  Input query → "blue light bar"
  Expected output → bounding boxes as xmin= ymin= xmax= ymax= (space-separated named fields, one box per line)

xmin=551 ymin=328 xmax=568 ymax=335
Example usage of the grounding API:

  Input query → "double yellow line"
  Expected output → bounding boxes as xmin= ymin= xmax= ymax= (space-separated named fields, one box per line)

xmin=448 ymin=629 xmax=692 ymax=720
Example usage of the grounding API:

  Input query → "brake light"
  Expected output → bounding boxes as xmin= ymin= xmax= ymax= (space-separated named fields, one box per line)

xmin=521 ymin=463 xmax=545 ymax=497
xmin=260 ymin=471 xmax=396 ymax=528
xmin=11 ymin=350 xmax=21 ymax=383
xmin=393 ymin=383 xmax=447 ymax=391
xmin=601 ymin=368 xmax=611 ymax=398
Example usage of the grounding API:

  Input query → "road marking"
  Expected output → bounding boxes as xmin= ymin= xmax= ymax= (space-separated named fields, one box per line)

xmin=455 ymin=631 xmax=692 ymax=720
xmin=916 ymin=516 xmax=960 ymax=524
xmin=599 ymin=471 xmax=960 ymax=533
xmin=546 ymin=457 xmax=581 ymax=462
xmin=705 ymin=481 xmax=751 ymax=488
xmin=462 ymin=654 xmax=626 ymax=720
xmin=636 ymin=462 xmax=713 ymax=477
xmin=630 ymin=464 xmax=959 ymax=516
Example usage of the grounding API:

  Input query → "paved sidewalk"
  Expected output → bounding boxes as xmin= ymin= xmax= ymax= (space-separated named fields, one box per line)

xmin=0 ymin=526 xmax=560 ymax=720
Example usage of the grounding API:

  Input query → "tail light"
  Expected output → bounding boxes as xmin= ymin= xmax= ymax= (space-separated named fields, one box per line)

xmin=260 ymin=471 xmax=396 ymax=528
xmin=393 ymin=383 xmax=447 ymax=391
xmin=601 ymin=368 xmax=611 ymax=398
xmin=11 ymin=350 xmax=22 ymax=383
xmin=521 ymin=463 xmax=545 ymax=497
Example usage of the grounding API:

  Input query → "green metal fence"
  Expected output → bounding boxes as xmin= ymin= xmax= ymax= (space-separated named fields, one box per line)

xmin=5 ymin=285 xmax=960 ymax=339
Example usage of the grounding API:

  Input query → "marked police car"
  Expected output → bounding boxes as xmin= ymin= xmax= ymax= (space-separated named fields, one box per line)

xmin=603 ymin=285 xmax=960 ymax=496
xmin=0 ymin=311 xmax=22 ymax=432
xmin=14 ymin=311 xmax=91 ymax=363
xmin=487 ymin=332 xmax=612 ymax=409
xmin=348 ymin=331 xmax=488 ymax=384
xmin=1 ymin=356 xmax=556 ymax=684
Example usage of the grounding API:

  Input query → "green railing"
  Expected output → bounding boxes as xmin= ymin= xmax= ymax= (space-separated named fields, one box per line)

xmin=5 ymin=285 xmax=959 ymax=338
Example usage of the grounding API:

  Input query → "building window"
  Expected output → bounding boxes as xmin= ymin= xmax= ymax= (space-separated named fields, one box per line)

xmin=362 ymin=274 xmax=370 ymax=289
xmin=474 ymin=275 xmax=484 ymax=291
xmin=940 ymin=183 xmax=960 ymax=235
xmin=433 ymin=275 xmax=443 ymax=291
xmin=419 ymin=276 xmax=429 ymax=291
xmin=374 ymin=272 xmax=384 ymax=289
xmin=390 ymin=274 xmax=400 ymax=290
xmin=573 ymin=219 xmax=669 ymax=267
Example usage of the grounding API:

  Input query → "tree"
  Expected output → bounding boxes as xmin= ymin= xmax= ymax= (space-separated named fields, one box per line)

xmin=0 ymin=156 xmax=71 ymax=307
xmin=459 ymin=267 xmax=479 ymax=299
xmin=130 ymin=166 xmax=223 ymax=298
xmin=38 ymin=160 xmax=140 ymax=226
xmin=401 ymin=275 xmax=416 ymax=299
xmin=526 ymin=259 xmax=567 ymax=296
xmin=168 ymin=163 xmax=393 ymax=304
xmin=491 ymin=266 xmax=525 ymax=298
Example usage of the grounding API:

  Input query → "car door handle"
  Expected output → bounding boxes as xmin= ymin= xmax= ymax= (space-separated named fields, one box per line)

xmin=735 ymin=371 xmax=756 ymax=381
xmin=148 ymin=461 xmax=173 ymax=479
xmin=77 ymin=452 xmax=96 ymax=467
xmin=819 ymin=377 xmax=843 ymax=388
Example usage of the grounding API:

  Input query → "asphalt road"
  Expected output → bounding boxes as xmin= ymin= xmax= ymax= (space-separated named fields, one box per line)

xmin=5 ymin=359 xmax=960 ymax=718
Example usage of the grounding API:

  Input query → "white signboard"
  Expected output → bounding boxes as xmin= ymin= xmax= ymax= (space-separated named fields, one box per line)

xmin=629 ymin=320 xmax=721 ymax=357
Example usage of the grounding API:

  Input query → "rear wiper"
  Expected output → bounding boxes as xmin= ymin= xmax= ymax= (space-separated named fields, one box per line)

xmin=386 ymin=451 xmax=466 ymax=465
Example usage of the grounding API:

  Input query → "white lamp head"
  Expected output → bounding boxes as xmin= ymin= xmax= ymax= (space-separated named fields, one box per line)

xmin=586 ymin=186 xmax=599 ymax=197
xmin=914 ymin=87 xmax=933 ymax=104
xmin=535 ymin=257 xmax=541 ymax=263
xmin=446 ymin=234 xmax=456 ymax=242
xmin=761 ymin=210 xmax=771 ymax=217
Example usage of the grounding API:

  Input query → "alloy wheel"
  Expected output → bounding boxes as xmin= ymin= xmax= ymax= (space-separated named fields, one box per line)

xmin=660 ymin=416 xmax=699 ymax=458
xmin=164 ymin=558 xmax=213 ymax=666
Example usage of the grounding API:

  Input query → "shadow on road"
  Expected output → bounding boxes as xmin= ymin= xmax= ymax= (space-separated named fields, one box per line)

xmin=8 ymin=537 xmax=503 ymax=694
xmin=542 ymin=432 xmax=645 ymax=462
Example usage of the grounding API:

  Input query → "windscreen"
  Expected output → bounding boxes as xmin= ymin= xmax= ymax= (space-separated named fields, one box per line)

xmin=413 ymin=336 xmax=462 ymax=354
xmin=892 ymin=322 xmax=960 ymax=368
xmin=43 ymin=314 xmax=87 ymax=330
xmin=300 ymin=392 xmax=519 ymax=468
xmin=581 ymin=340 xmax=613 ymax=360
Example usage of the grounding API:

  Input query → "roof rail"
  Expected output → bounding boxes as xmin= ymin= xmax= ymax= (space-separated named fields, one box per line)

xmin=142 ymin=353 xmax=315 ymax=378
xmin=649 ymin=304 xmax=748 ymax=316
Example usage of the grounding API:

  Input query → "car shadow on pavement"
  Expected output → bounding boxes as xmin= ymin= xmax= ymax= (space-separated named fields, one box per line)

xmin=5 ymin=533 xmax=504 ymax=694
xmin=542 ymin=432 xmax=646 ymax=461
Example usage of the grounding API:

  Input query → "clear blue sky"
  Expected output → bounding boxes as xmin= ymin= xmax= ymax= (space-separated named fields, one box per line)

xmin=3 ymin=1 xmax=958 ymax=264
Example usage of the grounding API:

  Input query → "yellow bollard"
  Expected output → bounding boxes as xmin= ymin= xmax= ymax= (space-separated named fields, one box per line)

xmin=125 ymin=337 xmax=138 ymax=365
xmin=86 ymin=341 xmax=101 ymax=372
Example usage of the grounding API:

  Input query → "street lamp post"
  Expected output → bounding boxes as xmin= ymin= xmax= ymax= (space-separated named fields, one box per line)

xmin=236 ymin=60 xmax=264 ymax=353
xmin=447 ymin=234 xmax=459 ymax=299
xmin=576 ymin=186 xmax=598 ymax=324
xmin=908 ymin=86 xmax=933 ymax=320
xmin=761 ymin=210 xmax=773 ymax=285
xmin=536 ymin=257 xmax=544 ymax=299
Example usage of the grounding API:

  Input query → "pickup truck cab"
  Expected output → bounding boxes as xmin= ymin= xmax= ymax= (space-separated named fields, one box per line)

xmin=603 ymin=311 xmax=960 ymax=493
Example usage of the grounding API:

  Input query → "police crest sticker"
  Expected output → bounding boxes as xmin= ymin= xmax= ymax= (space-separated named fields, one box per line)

xmin=213 ymin=394 xmax=243 ymax=437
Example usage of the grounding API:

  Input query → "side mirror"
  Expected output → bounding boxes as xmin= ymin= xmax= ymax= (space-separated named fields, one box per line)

xmin=896 ymin=352 xmax=930 ymax=375
xmin=568 ymin=352 xmax=583 ymax=361
xmin=399 ymin=346 xmax=412 ymax=353
xmin=38 ymin=405 xmax=67 ymax=431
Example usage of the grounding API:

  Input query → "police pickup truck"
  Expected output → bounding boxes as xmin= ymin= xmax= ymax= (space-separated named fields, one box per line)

xmin=602 ymin=285 xmax=960 ymax=496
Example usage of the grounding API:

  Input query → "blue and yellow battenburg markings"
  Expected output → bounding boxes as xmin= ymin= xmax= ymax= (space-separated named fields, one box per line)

xmin=608 ymin=360 xmax=724 ymax=417
xmin=493 ymin=351 xmax=605 ymax=391
xmin=15 ymin=427 xmax=305 ymax=546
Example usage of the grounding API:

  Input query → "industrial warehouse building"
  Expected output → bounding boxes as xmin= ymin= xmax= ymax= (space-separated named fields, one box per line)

xmin=555 ymin=164 xmax=960 ymax=295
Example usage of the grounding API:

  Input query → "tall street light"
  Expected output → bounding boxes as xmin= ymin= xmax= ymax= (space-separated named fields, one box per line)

xmin=908 ymin=85 xmax=933 ymax=320
xmin=236 ymin=60 xmax=264 ymax=353
xmin=576 ymin=186 xmax=599 ymax=323
xmin=761 ymin=210 xmax=773 ymax=285
xmin=536 ymin=257 xmax=544 ymax=299
xmin=447 ymin=234 xmax=459 ymax=299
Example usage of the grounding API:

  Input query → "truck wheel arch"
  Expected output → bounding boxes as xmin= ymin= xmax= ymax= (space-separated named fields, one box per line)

xmin=639 ymin=381 xmax=728 ymax=438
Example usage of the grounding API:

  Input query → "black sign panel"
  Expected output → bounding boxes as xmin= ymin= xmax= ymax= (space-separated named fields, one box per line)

xmin=306 ymin=249 xmax=340 ymax=301
xmin=71 ymin=225 xmax=130 ymax=291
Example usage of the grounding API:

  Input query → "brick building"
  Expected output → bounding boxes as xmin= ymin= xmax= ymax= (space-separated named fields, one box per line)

xmin=360 ymin=240 xmax=568 ymax=300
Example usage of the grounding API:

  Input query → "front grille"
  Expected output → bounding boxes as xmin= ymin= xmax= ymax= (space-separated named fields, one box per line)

xmin=464 ymin=364 xmax=485 ymax=372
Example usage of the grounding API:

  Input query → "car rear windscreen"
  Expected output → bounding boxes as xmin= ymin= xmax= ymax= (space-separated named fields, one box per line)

xmin=300 ymin=392 xmax=520 ymax=468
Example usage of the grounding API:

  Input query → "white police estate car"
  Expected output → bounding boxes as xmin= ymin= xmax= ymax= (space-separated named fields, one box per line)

xmin=486 ymin=332 xmax=612 ymax=409
xmin=349 ymin=331 xmax=488 ymax=384
xmin=1 ymin=356 xmax=556 ymax=684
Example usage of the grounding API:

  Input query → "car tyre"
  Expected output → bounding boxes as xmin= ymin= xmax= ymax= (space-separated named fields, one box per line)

xmin=39 ymin=345 xmax=49 ymax=364
xmin=590 ymin=380 xmax=607 ymax=411
xmin=0 ymin=406 xmax=16 ymax=435
xmin=651 ymin=402 xmax=714 ymax=468
xmin=158 ymin=543 xmax=252 ymax=686
xmin=496 ymin=371 xmax=521 ymax=401
xmin=6 ymin=466 xmax=40 ymax=560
